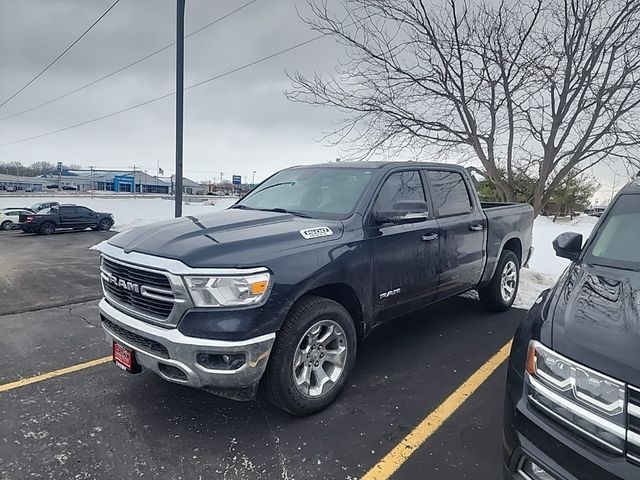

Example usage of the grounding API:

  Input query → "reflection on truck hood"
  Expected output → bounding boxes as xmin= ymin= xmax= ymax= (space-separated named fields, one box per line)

xmin=107 ymin=208 xmax=344 ymax=268
xmin=550 ymin=263 xmax=640 ymax=385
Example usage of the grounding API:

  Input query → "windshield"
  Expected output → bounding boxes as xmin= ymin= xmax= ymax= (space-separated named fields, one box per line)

xmin=235 ymin=167 xmax=374 ymax=219
xmin=584 ymin=194 xmax=640 ymax=271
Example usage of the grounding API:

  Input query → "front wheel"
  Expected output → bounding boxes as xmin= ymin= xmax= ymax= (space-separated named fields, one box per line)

xmin=97 ymin=219 xmax=112 ymax=231
xmin=263 ymin=296 xmax=357 ymax=415
xmin=478 ymin=250 xmax=520 ymax=312
xmin=1 ymin=220 xmax=13 ymax=231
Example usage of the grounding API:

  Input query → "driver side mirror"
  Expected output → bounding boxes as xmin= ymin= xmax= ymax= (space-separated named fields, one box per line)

xmin=374 ymin=200 xmax=429 ymax=225
xmin=553 ymin=232 xmax=583 ymax=261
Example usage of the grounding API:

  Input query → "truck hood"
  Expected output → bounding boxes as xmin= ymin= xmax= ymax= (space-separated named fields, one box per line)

xmin=550 ymin=263 xmax=640 ymax=385
xmin=107 ymin=208 xmax=344 ymax=268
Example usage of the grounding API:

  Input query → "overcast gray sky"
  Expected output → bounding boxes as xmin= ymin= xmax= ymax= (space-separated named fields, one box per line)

xmin=0 ymin=0 xmax=629 ymax=201
xmin=0 ymin=0 xmax=349 ymax=183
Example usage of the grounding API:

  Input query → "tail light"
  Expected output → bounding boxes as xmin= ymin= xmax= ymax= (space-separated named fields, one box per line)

xmin=26 ymin=216 xmax=33 ymax=223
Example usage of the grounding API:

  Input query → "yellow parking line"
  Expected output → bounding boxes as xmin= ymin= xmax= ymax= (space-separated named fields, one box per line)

xmin=362 ymin=340 xmax=513 ymax=480
xmin=0 ymin=356 xmax=112 ymax=393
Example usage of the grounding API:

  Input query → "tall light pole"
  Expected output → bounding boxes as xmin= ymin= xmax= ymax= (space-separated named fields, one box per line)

xmin=252 ymin=170 xmax=256 ymax=185
xmin=174 ymin=0 xmax=185 ymax=217
xmin=15 ymin=162 xmax=21 ymax=188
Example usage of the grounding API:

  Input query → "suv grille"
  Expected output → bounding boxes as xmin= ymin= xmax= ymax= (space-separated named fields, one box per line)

xmin=627 ymin=386 xmax=640 ymax=464
xmin=101 ymin=257 xmax=174 ymax=320
xmin=102 ymin=317 xmax=169 ymax=358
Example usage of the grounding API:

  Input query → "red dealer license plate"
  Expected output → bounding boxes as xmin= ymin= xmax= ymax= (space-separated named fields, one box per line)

xmin=113 ymin=341 xmax=136 ymax=372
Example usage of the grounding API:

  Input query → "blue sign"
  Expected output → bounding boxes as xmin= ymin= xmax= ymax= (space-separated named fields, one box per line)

xmin=114 ymin=175 xmax=135 ymax=192
xmin=232 ymin=175 xmax=242 ymax=185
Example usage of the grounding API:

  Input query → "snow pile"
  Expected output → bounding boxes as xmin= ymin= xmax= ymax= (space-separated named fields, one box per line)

xmin=516 ymin=215 xmax=596 ymax=308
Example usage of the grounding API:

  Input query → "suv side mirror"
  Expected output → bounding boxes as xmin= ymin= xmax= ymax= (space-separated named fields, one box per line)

xmin=374 ymin=200 xmax=429 ymax=225
xmin=553 ymin=232 xmax=583 ymax=261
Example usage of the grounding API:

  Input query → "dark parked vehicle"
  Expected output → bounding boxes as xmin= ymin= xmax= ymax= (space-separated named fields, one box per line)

xmin=21 ymin=204 xmax=114 ymax=235
xmin=503 ymin=178 xmax=640 ymax=479
xmin=98 ymin=162 xmax=533 ymax=414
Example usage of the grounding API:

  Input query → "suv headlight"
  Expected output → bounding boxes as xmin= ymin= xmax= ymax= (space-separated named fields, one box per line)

xmin=184 ymin=272 xmax=271 ymax=307
xmin=525 ymin=340 xmax=626 ymax=452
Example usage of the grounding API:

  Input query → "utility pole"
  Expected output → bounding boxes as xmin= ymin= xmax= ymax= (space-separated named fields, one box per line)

xmin=133 ymin=164 xmax=137 ymax=198
xmin=174 ymin=0 xmax=185 ymax=217
xmin=252 ymin=170 xmax=256 ymax=185
xmin=15 ymin=162 xmax=21 ymax=189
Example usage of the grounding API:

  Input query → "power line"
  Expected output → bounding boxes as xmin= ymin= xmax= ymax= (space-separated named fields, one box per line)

xmin=0 ymin=0 xmax=121 ymax=110
xmin=0 ymin=33 xmax=326 ymax=148
xmin=0 ymin=0 xmax=260 ymax=124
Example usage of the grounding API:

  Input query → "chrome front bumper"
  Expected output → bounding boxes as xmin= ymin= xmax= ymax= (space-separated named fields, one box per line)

xmin=99 ymin=298 xmax=275 ymax=394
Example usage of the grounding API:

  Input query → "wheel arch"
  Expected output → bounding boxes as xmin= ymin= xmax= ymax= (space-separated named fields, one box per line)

xmin=291 ymin=283 xmax=365 ymax=341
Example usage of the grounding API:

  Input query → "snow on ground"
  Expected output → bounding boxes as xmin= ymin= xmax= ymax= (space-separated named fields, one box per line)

xmin=514 ymin=215 xmax=597 ymax=309
xmin=0 ymin=195 xmax=236 ymax=231
xmin=0 ymin=194 xmax=599 ymax=310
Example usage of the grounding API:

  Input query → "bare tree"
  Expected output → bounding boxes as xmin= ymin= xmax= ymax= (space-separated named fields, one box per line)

xmin=287 ymin=0 xmax=640 ymax=213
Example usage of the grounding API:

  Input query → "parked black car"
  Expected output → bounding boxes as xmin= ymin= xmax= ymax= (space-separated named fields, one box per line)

xmin=503 ymin=179 xmax=640 ymax=479
xmin=97 ymin=162 xmax=534 ymax=414
xmin=21 ymin=204 xmax=114 ymax=235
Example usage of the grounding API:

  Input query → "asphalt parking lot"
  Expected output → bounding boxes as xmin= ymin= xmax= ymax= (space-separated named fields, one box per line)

xmin=0 ymin=230 xmax=525 ymax=479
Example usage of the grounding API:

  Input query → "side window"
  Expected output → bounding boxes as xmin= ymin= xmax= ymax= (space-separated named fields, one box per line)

xmin=373 ymin=170 xmax=426 ymax=214
xmin=77 ymin=207 xmax=92 ymax=215
xmin=427 ymin=171 xmax=472 ymax=217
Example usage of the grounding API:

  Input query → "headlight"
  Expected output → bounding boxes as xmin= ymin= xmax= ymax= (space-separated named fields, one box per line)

xmin=184 ymin=272 xmax=271 ymax=307
xmin=525 ymin=340 xmax=626 ymax=452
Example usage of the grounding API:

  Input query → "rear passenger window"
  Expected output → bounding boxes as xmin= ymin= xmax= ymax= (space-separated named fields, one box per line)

xmin=373 ymin=171 xmax=426 ymax=213
xmin=428 ymin=171 xmax=472 ymax=217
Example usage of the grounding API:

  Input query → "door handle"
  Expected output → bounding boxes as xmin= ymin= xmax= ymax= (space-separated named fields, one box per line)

xmin=421 ymin=233 xmax=439 ymax=241
xmin=469 ymin=224 xmax=484 ymax=231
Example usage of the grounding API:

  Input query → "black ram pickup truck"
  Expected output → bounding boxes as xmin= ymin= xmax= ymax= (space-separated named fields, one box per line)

xmin=504 ymin=179 xmax=640 ymax=479
xmin=98 ymin=162 xmax=533 ymax=414
xmin=21 ymin=204 xmax=114 ymax=235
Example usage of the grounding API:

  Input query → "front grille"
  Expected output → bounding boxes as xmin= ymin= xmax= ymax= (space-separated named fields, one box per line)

xmin=102 ymin=317 xmax=169 ymax=359
xmin=627 ymin=386 xmax=640 ymax=464
xmin=101 ymin=256 xmax=174 ymax=320
xmin=102 ymin=257 xmax=171 ymax=290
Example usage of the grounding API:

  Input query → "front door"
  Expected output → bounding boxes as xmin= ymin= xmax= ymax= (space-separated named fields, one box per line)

xmin=368 ymin=170 xmax=440 ymax=324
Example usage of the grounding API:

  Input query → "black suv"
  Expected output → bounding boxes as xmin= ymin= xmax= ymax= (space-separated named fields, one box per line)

xmin=503 ymin=178 xmax=640 ymax=479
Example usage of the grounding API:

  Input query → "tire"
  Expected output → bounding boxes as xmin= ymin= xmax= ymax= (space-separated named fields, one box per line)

xmin=478 ymin=250 xmax=520 ymax=312
xmin=97 ymin=219 xmax=112 ymax=231
xmin=39 ymin=222 xmax=56 ymax=235
xmin=1 ymin=221 xmax=13 ymax=231
xmin=263 ymin=295 xmax=357 ymax=415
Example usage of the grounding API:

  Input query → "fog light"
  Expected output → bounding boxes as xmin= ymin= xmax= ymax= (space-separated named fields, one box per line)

xmin=196 ymin=353 xmax=245 ymax=370
xmin=519 ymin=458 xmax=555 ymax=480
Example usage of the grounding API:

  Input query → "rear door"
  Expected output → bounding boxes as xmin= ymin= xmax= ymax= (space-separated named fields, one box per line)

xmin=368 ymin=169 xmax=440 ymax=322
xmin=426 ymin=169 xmax=486 ymax=300
xmin=58 ymin=206 xmax=79 ymax=227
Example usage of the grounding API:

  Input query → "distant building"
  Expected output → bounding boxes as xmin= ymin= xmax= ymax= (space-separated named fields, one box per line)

xmin=40 ymin=170 xmax=171 ymax=193
xmin=0 ymin=173 xmax=49 ymax=192
xmin=158 ymin=175 xmax=206 ymax=195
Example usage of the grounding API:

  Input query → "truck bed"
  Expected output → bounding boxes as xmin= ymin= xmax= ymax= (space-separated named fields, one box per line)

xmin=480 ymin=202 xmax=535 ymax=284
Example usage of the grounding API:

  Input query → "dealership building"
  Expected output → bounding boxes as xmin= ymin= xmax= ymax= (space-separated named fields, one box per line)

xmin=1 ymin=169 xmax=205 ymax=195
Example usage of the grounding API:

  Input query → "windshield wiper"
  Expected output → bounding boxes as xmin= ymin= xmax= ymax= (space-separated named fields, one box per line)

xmin=230 ymin=204 xmax=310 ymax=218
xmin=255 ymin=208 xmax=311 ymax=218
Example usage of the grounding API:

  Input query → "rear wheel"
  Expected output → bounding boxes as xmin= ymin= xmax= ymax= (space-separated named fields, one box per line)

xmin=1 ymin=220 xmax=13 ymax=231
xmin=39 ymin=222 xmax=55 ymax=235
xmin=263 ymin=296 xmax=357 ymax=415
xmin=478 ymin=250 xmax=520 ymax=312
